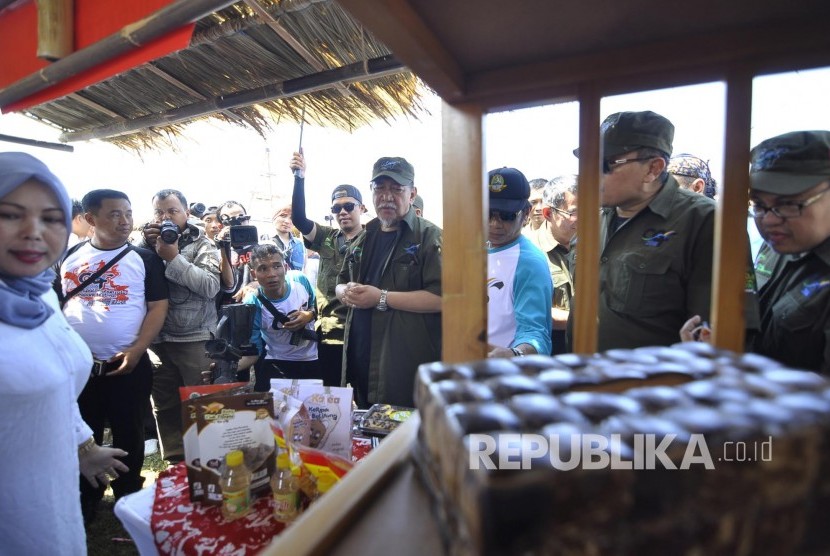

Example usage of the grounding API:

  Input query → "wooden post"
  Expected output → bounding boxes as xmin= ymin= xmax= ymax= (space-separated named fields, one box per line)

xmin=441 ymin=101 xmax=487 ymax=363
xmin=37 ymin=0 xmax=73 ymax=61
xmin=712 ymin=69 xmax=753 ymax=351
xmin=572 ymin=84 xmax=601 ymax=354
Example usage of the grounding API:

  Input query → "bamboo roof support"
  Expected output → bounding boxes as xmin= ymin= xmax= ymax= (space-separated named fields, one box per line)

xmin=242 ymin=0 xmax=354 ymax=100
xmin=0 ymin=132 xmax=74 ymax=151
xmin=60 ymin=54 xmax=404 ymax=142
xmin=37 ymin=0 xmax=73 ymax=61
xmin=0 ymin=0 xmax=241 ymax=109
xmin=67 ymin=92 xmax=123 ymax=118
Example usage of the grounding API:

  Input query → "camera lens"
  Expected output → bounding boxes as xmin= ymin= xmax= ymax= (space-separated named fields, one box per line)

xmin=159 ymin=220 xmax=179 ymax=244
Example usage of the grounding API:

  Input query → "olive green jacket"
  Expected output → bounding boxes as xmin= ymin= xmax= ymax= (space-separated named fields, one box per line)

xmin=338 ymin=209 xmax=442 ymax=406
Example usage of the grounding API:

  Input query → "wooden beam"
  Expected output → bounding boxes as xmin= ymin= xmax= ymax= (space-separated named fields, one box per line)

xmin=441 ymin=100 xmax=486 ymax=362
xmin=36 ymin=0 xmax=73 ymax=61
xmin=459 ymin=17 xmax=830 ymax=112
xmin=337 ymin=0 xmax=465 ymax=102
xmin=572 ymin=84 xmax=601 ymax=354
xmin=711 ymin=68 xmax=753 ymax=351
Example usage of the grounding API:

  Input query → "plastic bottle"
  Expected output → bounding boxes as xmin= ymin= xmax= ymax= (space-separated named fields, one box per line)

xmin=220 ymin=450 xmax=252 ymax=521
xmin=271 ymin=468 xmax=299 ymax=523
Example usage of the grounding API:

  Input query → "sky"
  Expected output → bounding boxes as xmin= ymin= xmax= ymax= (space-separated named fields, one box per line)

xmin=2 ymin=65 xmax=830 ymax=231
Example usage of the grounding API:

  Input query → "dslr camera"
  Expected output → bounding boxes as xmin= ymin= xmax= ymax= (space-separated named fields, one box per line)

xmin=159 ymin=219 xmax=180 ymax=244
xmin=218 ymin=214 xmax=258 ymax=249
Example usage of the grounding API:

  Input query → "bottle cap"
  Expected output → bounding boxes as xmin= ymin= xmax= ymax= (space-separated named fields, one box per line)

xmin=226 ymin=449 xmax=244 ymax=467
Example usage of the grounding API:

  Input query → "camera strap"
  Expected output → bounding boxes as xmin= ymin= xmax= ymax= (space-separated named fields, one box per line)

xmin=256 ymin=292 xmax=290 ymax=330
xmin=60 ymin=244 xmax=133 ymax=307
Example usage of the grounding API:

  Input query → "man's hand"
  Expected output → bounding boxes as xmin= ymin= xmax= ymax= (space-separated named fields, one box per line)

xmin=341 ymin=282 xmax=382 ymax=309
xmin=155 ymin=237 xmax=180 ymax=262
xmin=680 ymin=315 xmax=712 ymax=343
xmin=289 ymin=151 xmax=305 ymax=178
xmin=283 ymin=309 xmax=313 ymax=331
xmin=142 ymin=222 xmax=160 ymax=247
xmin=79 ymin=443 xmax=129 ymax=489
xmin=104 ymin=348 xmax=141 ymax=376
xmin=233 ymin=280 xmax=259 ymax=302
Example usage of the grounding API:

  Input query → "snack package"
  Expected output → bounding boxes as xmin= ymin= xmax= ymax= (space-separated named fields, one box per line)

xmin=196 ymin=389 xmax=276 ymax=505
xmin=269 ymin=378 xmax=322 ymax=417
xmin=295 ymin=384 xmax=354 ymax=459
xmin=179 ymin=383 xmax=248 ymax=502
xmin=358 ymin=404 xmax=414 ymax=437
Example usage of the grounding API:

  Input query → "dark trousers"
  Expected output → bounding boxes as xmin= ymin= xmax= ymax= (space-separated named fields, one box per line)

xmin=317 ymin=342 xmax=344 ymax=387
xmin=78 ymin=352 xmax=153 ymax=502
xmin=254 ymin=358 xmax=322 ymax=392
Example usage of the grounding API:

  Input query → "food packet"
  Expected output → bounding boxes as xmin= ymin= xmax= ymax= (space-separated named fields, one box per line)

xmin=179 ymin=383 xmax=247 ymax=502
xmin=196 ymin=389 xmax=276 ymax=505
xmin=294 ymin=384 xmax=354 ymax=459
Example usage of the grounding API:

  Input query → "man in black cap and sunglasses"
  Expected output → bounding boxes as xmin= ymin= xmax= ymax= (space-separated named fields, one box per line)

xmin=290 ymin=151 xmax=366 ymax=386
xmin=582 ymin=110 xmax=719 ymax=350
xmin=487 ymin=167 xmax=553 ymax=358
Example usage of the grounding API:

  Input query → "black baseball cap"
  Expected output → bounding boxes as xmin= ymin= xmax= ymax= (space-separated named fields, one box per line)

xmin=488 ymin=167 xmax=531 ymax=212
xmin=750 ymin=130 xmax=830 ymax=195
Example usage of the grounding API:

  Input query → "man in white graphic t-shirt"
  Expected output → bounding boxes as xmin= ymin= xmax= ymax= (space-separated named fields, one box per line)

xmin=58 ymin=189 xmax=168 ymax=523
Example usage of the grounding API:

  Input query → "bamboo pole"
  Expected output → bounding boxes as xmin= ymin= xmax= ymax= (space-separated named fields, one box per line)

xmin=36 ymin=0 xmax=73 ymax=61
xmin=0 ymin=133 xmax=74 ymax=152
xmin=0 ymin=0 xmax=241 ymax=109
xmin=59 ymin=55 xmax=404 ymax=142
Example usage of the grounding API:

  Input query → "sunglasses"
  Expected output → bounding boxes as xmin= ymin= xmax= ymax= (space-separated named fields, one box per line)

xmin=602 ymin=156 xmax=654 ymax=174
xmin=489 ymin=210 xmax=520 ymax=222
xmin=331 ymin=202 xmax=357 ymax=214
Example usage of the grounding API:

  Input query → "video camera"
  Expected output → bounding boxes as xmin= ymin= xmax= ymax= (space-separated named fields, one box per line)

xmin=217 ymin=214 xmax=258 ymax=249
xmin=205 ymin=303 xmax=259 ymax=383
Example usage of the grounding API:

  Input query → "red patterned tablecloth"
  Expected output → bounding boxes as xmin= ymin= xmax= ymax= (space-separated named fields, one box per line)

xmin=151 ymin=437 xmax=375 ymax=555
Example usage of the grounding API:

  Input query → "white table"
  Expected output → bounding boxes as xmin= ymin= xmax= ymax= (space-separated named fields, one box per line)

xmin=114 ymin=481 xmax=159 ymax=556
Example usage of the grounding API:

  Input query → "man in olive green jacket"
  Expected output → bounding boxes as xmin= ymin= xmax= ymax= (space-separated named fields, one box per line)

xmin=336 ymin=157 xmax=442 ymax=408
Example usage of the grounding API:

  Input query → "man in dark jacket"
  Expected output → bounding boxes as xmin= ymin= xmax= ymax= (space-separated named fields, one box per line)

xmin=336 ymin=157 xmax=442 ymax=408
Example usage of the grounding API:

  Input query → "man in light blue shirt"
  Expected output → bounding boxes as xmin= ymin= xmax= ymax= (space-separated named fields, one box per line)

xmin=487 ymin=167 xmax=553 ymax=357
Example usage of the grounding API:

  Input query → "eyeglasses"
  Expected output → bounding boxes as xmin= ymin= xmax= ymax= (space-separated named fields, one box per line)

xmin=603 ymin=156 xmax=654 ymax=174
xmin=552 ymin=207 xmax=577 ymax=219
xmin=331 ymin=202 xmax=357 ymax=214
xmin=371 ymin=182 xmax=407 ymax=194
xmin=489 ymin=210 xmax=521 ymax=222
xmin=749 ymin=186 xmax=830 ymax=219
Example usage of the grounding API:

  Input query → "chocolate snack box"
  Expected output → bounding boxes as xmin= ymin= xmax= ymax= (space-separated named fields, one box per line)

xmin=415 ymin=344 xmax=830 ymax=555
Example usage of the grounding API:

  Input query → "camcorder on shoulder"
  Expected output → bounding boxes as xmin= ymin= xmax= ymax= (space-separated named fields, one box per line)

xmin=217 ymin=214 xmax=258 ymax=249
xmin=205 ymin=303 xmax=259 ymax=384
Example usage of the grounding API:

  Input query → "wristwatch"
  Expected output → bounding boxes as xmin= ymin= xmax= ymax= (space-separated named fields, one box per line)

xmin=376 ymin=289 xmax=389 ymax=311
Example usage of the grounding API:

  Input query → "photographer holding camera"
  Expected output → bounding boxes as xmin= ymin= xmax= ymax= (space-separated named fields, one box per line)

xmin=139 ymin=189 xmax=220 ymax=463
xmin=215 ymin=201 xmax=258 ymax=305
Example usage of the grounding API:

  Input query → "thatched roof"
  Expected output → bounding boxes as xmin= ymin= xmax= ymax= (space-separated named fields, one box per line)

xmin=12 ymin=0 xmax=428 ymax=151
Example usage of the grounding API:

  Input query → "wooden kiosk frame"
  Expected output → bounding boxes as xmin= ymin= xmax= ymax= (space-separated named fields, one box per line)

xmin=266 ymin=1 xmax=830 ymax=553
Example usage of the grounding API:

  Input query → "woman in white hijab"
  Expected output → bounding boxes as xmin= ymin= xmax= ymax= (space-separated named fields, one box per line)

xmin=0 ymin=152 xmax=128 ymax=555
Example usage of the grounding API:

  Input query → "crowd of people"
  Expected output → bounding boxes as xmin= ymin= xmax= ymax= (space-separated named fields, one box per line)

xmin=1 ymin=111 xmax=829 ymax=551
